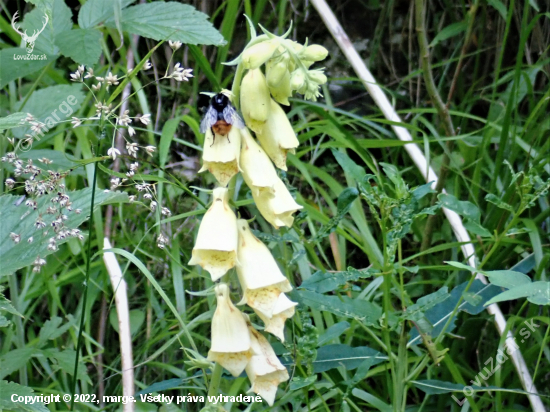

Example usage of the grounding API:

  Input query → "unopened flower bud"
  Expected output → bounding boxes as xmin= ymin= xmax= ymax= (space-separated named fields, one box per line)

xmin=302 ymin=44 xmax=328 ymax=61
xmin=242 ymin=39 xmax=279 ymax=70
xmin=308 ymin=70 xmax=327 ymax=85
xmin=240 ymin=69 xmax=271 ymax=133
xmin=266 ymin=61 xmax=288 ymax=88
xmin=290 ymin=70 xmax=306 ymax=93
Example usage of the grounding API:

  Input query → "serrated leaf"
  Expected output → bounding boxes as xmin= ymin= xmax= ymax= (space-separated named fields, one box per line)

xmin=300 ymin=268 xmax=375 ymax=293
xmin=48 ymin=349 xmax=91 ymax=384
xmin=104 ymin=2 xmax=225 ymax=46
xmin=429 ymin=21 xmax=468 ymax=47
xmin=0 ymin=348 xmax=36 ymax=379
xmin=0 ymin=188 xmax=128 ymax=277
xmin=78 ymin=0 xmax=136 ymax=29
xmin=38 ymin=316 xmax=74 ymax=347
xmin=0 ymin=380 xmax=49 ymax=412
xmin=485 ymin=281 xmax=550 ymax=306
xmin=0 ymin=286 xmax=23 ymax=318
xmin=290 ymin=290 xmax=381 ymax=325
xmin=21 ymin=0 xmax=72 ymax=55
xmin=313 ymin=344 xmax=386 ymax=373
xmin=55 ymin=29 xmax=102 ymax=66
xmin=0 ymin=113 xmax=27 ymax=131
xmin=0 ymin=49 xmax=53 ymax=89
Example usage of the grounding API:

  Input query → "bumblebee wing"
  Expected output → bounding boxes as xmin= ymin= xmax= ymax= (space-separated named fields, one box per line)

xmin=223 ymin=105 xmax=245 ymax=129
xmin=200 ymin=106 xmax=218 ymax=133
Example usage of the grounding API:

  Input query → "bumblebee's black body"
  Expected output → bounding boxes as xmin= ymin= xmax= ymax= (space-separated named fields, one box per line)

xmin=200 ymin=93 xmax=244 ymax=144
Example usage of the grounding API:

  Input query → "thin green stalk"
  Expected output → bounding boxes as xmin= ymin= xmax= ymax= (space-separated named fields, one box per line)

xmin=70 ymin=140 xmax=100 ymax=405
xmin=206 ymin=362 xmax=224 ymax=402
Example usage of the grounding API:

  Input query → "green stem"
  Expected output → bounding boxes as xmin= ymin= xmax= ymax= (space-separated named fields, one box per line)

xmin=207 ymin=362 xmax=224 ymax=402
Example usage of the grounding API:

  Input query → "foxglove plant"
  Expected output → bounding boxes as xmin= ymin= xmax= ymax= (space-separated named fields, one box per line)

xmin=189 ymin=20 xmax=328 ymax=406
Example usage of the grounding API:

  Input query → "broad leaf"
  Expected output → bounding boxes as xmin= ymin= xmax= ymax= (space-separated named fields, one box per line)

xmin=0 ymin=380 xmax=49 ymax=412
xmin=485 ymin=193 xmax=514 ymax=212
xmin=483 ymin=270 xmax=532 ymax=290
xmin=0 ymin=49 xmax=53 ymax=88
xmin=78 ymin=0 xmax=136 ymax=29
xmin=332 ymin=149 xmax=366 ymax=184
xmin=38 ymin=316 xmax=75 ymax=347
xmin=403 ymin=287 xmax=449 ymax=321
xmin=318 ymin=321 xmax=350 ymax=345
xmin=438 ymin=193 xmax=481 ymax=221
xmin=0 ymin=188 xmax=127 ymax=277
xmin=56 ymin=28 xmax=103 ymax=66
xmin=0 ymin=348 xmax=36 ymax=379
xmin=313 ymin=344 xmax=386 ymax=373
xmin=104 ymin=2 xmax=225 ymax=46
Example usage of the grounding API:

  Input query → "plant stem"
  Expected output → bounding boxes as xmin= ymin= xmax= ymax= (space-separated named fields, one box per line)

xmin=207 ymin=362 xmax=223 ymax=402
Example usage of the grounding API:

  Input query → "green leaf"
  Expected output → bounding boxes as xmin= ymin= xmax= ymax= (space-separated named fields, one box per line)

xmin=485 ymin=281 xmax=550 ymax=306
xmin=0 ymin=49 xmax=53 ymax=89
xmin=55 ymin=29 xmax=102 ymax=66
xmin=483 ymin=270 xmax=532 ymax=289
xmin=411 ymin=379 xmax=540 ymax=396
xmin=109 ymin=308 xmax=145 ymax=336
xmin=331 ymin=149 xmax=366 ymax=184
xmin=445 ymin=261 xmax=477 ymax=273
xmin=313 ymin=344 xmax=386 ymax=373
xmin=0 ymin=287 xmax=23 ymax=318
xmin=48 ymin=349 xmax=91 ymax=384
xmin=318 ymin=321 xmax=350 ymax=345
xmin=463 ymin=219 xmax=492 ymax=237
xmin=0 ymin=188 xmax=128 ymax=277
xmin=0 ymin=380 xmax=49 ymax=412
xmin=409 ymin=280 xmax=501 ymax=345
xmin=380 ymin=162 xmax=407 ymax=197
xmin=38 ymin=316 xmax=74 ymax=347
xmin=311 ymin=187 xmax=359 ymax=241
xmin=104 ymin=2 xmax=226 ymax=46
xmin=351 ymin=389 xmax=392 ymax=412
xmin=0 ymin=113 xmax=27 ymax=131
xmin=290 ymin=290 xmax=382 ymax=325
xmin=299 ymin=268 xmax=375 ymax=293
xmin=21 ymin=0 xmax=72 ymax=55
xmin=289 ymin=375 xmax=317 ymax=390
xmin=429 ymin=21 xmax=468 ymax=47
xmin=487 ymin=0 xmax=508 ymax=19
xmin=438 ymin=193 xmax=481 ymax=222
xmin=0 ymin=348 xmax=36 ymax=379
xmin=13 ymin=84 xmax=85 ymax=138
xmin=78 ymin=0 xmax=136 ymax=29
xmin=403 ymin=287 xmax=449 ymax=321
xmin=485 ymin=193 xmax=514 ymax=212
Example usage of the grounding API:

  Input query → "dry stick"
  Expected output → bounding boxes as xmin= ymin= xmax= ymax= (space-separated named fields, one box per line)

xmin=309 ymin=0 xmax=544 ymax=410
xmin=103 ymin=238 xmax=135 ymax=412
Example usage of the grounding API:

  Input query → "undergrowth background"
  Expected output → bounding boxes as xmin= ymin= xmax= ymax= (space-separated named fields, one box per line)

xmin=0 ymin=0 xmax=549 ymax=411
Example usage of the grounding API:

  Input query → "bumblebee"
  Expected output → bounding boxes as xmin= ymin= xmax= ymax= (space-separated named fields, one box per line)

xmin=200 ymin=93 xmax=245 ymax=143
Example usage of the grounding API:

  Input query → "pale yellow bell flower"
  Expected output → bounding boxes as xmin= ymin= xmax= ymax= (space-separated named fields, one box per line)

xmin=254 ymin=292 xmax=297 ymax=342
xmin=199 ymin=127 xmax=241 ymax=187
xmin=188 ymin=187 xmax=238 ymax=281
xmin=240 ymin=69 xmax=271 ymax=133
xmin=207 ymin=283 xmax=252 ymax=376
xmin=236 ymin=219 xmax=292 ymax=315
xmin=256 ymin=99 xmax=299 ymax=171
xmin=240 ymin=128 xmax=279 ymax=197
xmin=242 ymin=39 xmax=279 ymax=70
xmin=266 ymin=60 xmax=292 ymax=106
xmin=252 ymin=176 xmax=303 ymax=229
xmin=245 ymin=322 xmax=289 ymax=406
